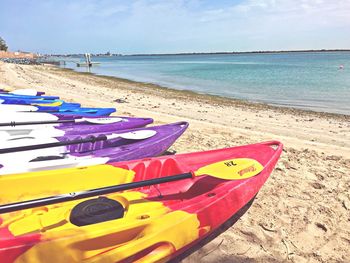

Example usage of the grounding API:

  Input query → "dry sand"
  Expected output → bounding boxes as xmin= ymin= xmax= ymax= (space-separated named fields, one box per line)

xmin=0 ymin=62 xmax=349 ymax=263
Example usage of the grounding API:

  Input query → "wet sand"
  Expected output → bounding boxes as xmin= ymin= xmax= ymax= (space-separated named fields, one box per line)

xmin=0 ymin=62 xmax=349 ymax=262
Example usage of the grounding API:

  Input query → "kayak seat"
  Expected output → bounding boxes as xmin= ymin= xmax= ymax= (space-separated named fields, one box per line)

xmin=116 ymin=158 xmax=225 ymax=201
xmin=117 ymin=158 xmax=185 ymax=182
xmin=117 ymin=158 xmax=195 ymax=194
xmin=66 ymin=140 xmax=105 ymax=153
xmin=152 ymin=176 xmax=225 ymax=201
xmin=64 ymin=136 xmax=112 ymax=153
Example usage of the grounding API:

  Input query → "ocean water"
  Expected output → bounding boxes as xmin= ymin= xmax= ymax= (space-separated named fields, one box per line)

xmin=60 ymin=52 xmax=350 ymax=115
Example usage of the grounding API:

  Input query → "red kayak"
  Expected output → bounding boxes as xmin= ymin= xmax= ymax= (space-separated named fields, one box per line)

xmin=0 ymin=141 xmax=282 ymax=262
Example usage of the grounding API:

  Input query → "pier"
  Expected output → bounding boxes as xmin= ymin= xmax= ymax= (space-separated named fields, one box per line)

xmin=76 ymin=53 xmax=100 ymax=67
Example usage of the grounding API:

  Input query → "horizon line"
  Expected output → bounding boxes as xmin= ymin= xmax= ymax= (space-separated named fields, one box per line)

xmin=49 ymin=48 xmax=350 ymax=56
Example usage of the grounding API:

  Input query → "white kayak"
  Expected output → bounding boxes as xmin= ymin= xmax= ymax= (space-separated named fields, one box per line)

xmin=0 ymin=112 xmax=59 ymax=136
xmin=0 ymin=127 xmax=65 ymax=138
xmin=0 ymin=137 xmax=109 ymax=174
xmin=11 ymin=88 xmax=38 ymax=96
xmin=0 ymin=104 xmax=39 ymax=112
xmin=1 ymin=88 xmax=39 ymax=96
xmin=0 ymin=151 xmax=109 ymax=175
xmin=0 ymin=112 xmax=59 ymax=123
xmin=1 ymin=89 xmax=38 ymax=96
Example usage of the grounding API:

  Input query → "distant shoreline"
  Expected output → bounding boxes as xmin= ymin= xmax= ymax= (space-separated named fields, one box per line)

xmin=128 ymin=49 xmax=350 ymax=57
xmin=51 ymin=49 xmax=350 ymax=57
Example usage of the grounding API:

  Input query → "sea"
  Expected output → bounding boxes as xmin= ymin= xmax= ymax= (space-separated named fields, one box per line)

xmin=59 ymin=52 xmax=350 ymax=115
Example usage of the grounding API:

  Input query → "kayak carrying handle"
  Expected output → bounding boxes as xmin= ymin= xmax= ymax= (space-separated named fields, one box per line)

xmin=260 ymin=140 xmax=283 ymax=154
xmin=258 ymin=140 xmax=283 ymax=170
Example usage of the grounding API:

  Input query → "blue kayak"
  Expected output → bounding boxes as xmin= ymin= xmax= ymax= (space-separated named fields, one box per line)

xmin=0 ymin=98 xmax=81 ymax=108
xmin=0 ymin=104 xmax=116 ymax=117
xmin=0 ymin=91 xmax=116 ymax=116
xmin=0 ymin=93 xmax=59 ymax=100
xmin=40 ymin=107 xmax=117 ymax=117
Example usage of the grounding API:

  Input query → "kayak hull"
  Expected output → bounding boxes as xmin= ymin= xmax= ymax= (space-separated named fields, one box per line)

xmin=0 ymin=141 xmax=282 ymax=262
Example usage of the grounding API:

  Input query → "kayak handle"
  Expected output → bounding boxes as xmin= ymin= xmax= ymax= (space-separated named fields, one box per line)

xmin=259 ymin=140 xmax=283 ymax=171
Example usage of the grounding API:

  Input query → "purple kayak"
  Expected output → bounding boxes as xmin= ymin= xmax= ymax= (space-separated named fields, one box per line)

xmin=0 ymin=122 xmax=189 ymax=175
xmin=0 ymin=115 xmax=153 ymax=137
xmin=58 ymin=117 xmax=154 ymax=136
xmin=65 ymin=121 xmax=188 ymax=160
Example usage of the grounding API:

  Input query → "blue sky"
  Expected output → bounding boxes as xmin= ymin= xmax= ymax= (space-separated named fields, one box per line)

xmin=0 ymin=0 xmax=349 ymax=54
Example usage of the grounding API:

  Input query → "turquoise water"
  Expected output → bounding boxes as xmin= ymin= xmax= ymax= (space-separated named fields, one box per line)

xmin=61 ymin=52 xmax=350 ymax=115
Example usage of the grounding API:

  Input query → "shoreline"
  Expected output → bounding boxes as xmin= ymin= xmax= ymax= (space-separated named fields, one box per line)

xmin=57 ymin=66 xmax=350 ymax=120
xmin=0 ymin=61 xmax=349 ymax=262
xmin=2 ymin=62 xmax=349 ymax=156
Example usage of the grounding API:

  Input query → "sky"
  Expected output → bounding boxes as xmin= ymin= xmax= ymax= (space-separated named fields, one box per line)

xmin=0 ymin=0 xmax=349 ymax=54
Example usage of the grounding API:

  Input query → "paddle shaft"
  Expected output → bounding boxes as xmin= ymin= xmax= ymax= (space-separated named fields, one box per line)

xmin=0 ymin=173 xmax=192 ymax=214
xmin=0 ymin=119 xmax=76 ymax=127
xmin=0 ymin=135 xmax=108 ymax=154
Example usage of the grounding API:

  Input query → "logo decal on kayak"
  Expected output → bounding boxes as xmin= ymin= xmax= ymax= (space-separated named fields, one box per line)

xmin=224 ymin=161 xmax=237 ymax=167
xmin=238 ymin=165 xmax=256 ymax=176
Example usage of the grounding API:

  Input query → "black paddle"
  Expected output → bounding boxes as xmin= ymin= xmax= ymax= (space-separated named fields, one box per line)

xmin=0 ymin=158 xmax=263 ymax=214
xmin=0 ymin=117 xmax=123 ymax=127
xmin=0 ymin=119 xmax=80 ymax=127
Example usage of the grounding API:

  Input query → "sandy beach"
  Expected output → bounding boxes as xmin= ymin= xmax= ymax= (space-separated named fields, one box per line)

xmin=0 ymin=61 xmax=349 ymax=262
